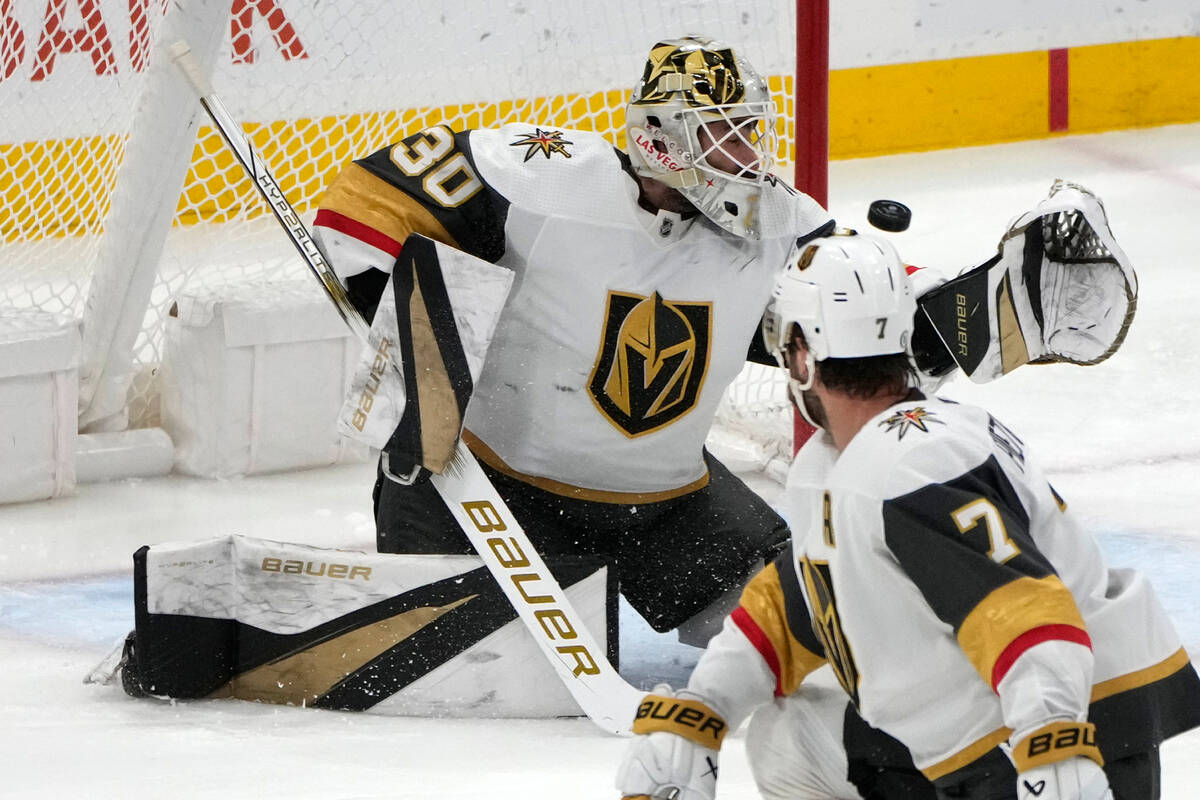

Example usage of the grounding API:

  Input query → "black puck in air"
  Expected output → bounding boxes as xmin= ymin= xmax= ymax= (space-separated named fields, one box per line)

xmin=867 ymin=199 xmax=912 ymax=232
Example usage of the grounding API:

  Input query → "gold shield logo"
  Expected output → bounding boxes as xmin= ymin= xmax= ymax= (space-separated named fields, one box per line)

xmin=588 ymin=291 xmax=711 ymax=437
xmin=633 ymin=40 xmax=746 ymax=107
xmin=801 ymin=556 xmax=861 ymax=708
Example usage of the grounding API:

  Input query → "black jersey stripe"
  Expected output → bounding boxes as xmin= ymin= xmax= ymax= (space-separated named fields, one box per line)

xmin=881 ymin=455 xmax=1054 ymax=632
xmin=356 ymin=128 xmax=509 ymax=263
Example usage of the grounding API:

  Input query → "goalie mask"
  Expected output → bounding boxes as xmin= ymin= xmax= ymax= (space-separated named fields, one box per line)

xmin=762 ymin=231 xmax=916 ymax=422
xmin=625 ymin=36 xmax=778 ymax=239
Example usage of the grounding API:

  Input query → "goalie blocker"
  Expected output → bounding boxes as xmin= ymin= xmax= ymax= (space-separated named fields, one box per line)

xmin=110 ymin=535 xmax=617 ymax=718
xmin=334 ymin=233 xmax=515 ymax=480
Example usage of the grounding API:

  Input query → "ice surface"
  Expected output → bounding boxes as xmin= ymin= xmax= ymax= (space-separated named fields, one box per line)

xmin=2 ymin=123 xmax=1199 ymax=797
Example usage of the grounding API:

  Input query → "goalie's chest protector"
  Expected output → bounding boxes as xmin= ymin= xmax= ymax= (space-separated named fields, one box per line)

xmin=461 ymin=126 xmax=804 ymax=495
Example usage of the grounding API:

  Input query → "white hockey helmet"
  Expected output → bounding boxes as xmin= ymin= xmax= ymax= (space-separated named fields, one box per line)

xmin=625 ymin=36 xmax=778 ymax=239
xmin=762 ymin=230 xmax=917 ymax=389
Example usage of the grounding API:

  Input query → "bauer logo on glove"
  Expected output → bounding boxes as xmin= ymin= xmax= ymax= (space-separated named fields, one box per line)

xmin=634 ymin=694 xmax=728 ymax=748
xmin=618 ymin=688 xmax=728 ymax=800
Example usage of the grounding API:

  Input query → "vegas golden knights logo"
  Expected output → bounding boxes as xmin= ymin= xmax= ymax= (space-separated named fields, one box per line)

xmin=633 ymin=39 xmax=746 ymax=107
xmin=588 ymin=291 xmax=711 ymax=437
xmin=801 ymin=556 xmax=861 ymax=708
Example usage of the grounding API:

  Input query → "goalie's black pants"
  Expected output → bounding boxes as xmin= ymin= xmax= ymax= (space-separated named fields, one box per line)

xmin=373 ymin=448 xmax=789 ymax=633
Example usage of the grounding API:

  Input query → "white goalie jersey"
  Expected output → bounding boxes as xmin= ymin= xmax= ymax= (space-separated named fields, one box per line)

xmin=686 ymin=395 xmax=1200 ymax=785
xmin=314 ymin=123 xmax=830 ymax=498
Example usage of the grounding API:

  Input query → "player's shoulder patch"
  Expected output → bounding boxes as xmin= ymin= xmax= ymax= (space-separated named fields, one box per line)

xmin=836 ymin=398 xmax=988 ymax=498
xmin=470 ymin=124 xmax=615 ymax=171
xmin=467 ymin=124 xmax=634 ymax=223
xmin=507 ymin=127 xmax=577 ymax=162
xmin=876 ymin=405 xmax=946 ymax=442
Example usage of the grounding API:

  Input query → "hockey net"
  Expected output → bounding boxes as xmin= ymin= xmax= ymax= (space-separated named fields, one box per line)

xmin=1 ymin=0 xmax=815 ymax=480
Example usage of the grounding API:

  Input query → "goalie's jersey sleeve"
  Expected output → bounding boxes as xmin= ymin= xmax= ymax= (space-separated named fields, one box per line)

xmin=779 ymin=397 xmax=1198 ymax=780
xmin=313 ymin=126 xmax=509 ymax=320
xmin=321 ymin=122 xmax=831 ymax=496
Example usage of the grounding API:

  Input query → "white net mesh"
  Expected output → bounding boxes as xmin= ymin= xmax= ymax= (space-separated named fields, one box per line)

xmin=1 ymin=0 xmax=798 ymax=469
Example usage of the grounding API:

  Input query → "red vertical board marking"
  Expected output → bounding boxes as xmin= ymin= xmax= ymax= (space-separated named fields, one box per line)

xmin=1049 ymin=48 xmax=1069 ymax=132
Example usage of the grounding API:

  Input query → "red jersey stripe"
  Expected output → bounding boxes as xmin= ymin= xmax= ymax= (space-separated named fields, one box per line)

xmin=314 ymin=208 xmax=403 ymax=258
xmin=991 ymin=624 xmax=1092 ymax=690
xmin=732 ymin=606 xmax=784 ymax=697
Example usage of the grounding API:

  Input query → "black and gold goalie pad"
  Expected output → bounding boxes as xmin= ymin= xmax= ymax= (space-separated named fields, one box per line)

xmin=914 ymin=180 xmax=1137 ymax=382
xmin=114 ymin=535 xmax=615 ymax=718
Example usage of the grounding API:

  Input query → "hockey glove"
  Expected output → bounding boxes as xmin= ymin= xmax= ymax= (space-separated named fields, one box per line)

xmin=616 ymin=687 xmax=728 ymax=800
xmin=1010 ymin=722 xmax=1112 ymax=800
xmin=915 ymin=180 xmax=1137 ymax=383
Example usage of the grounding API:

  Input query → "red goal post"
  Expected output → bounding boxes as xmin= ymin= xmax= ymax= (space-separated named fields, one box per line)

xmin=0 ymin=0 xmax=828 ymax=480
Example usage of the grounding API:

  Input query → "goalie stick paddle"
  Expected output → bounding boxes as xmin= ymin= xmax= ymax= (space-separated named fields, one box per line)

xmin=169 ymin=40 xmax=643 ymax=735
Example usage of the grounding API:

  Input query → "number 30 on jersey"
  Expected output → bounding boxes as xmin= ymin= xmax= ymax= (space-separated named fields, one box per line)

xmin=389 ymin=126 xmax=483 ymax=208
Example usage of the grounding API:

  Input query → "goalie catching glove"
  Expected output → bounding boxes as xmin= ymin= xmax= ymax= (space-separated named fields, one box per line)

xmin=1008 ymin=721 xmax=1112 ymax=800
xmin=616 ymin=687 xmax=728 ymax=800
xmin=914 ymin=180 xmax=1137 ymax=382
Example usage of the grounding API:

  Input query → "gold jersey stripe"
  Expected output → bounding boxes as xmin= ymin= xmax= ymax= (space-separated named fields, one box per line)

xmin=210 ymin=596 xmax=474 ymax=704
xmin=957 ymin=575 xmax=1086 ymax=688
xmin=461 ymin=429 xmax=709 ymax=503
xmin=1091 ymin=647 xmax=1192 ymax=703
xmin=319 ymin=162 xmax=459 ymax=251
xmin=921 ymin=726 xmax=1012 ymax=781
xmin=739 ymin=562 xmax=826 ymax=695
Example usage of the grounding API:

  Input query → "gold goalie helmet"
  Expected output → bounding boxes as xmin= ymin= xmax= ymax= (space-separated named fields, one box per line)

xmin=626 ymin=36 xmax=778 ymax=239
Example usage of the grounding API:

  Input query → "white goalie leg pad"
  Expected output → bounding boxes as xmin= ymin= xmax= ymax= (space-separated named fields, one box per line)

xmin=117 ymin=533 xmax=614 ymax=718
xmin=976 ymin=180 xmax=1138 ymax=381
xmin=745 ymin=678 xmax=860 ymax=800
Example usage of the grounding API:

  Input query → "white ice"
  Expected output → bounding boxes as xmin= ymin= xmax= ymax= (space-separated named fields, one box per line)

xmin=2 ymin=123 xmax=1199 ymax=798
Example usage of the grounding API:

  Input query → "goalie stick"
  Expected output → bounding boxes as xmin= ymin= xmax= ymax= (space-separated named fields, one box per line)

xmin=169 ymin=40 xmax=643 ymax=735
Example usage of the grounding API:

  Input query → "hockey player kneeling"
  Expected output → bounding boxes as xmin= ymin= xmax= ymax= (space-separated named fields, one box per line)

xmin=616 ymin=233 xmax=1200 ymax=800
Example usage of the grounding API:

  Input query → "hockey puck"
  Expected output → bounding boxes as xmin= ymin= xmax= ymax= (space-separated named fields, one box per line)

xmin=867 ymin=199 xmax=912 ymax=232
